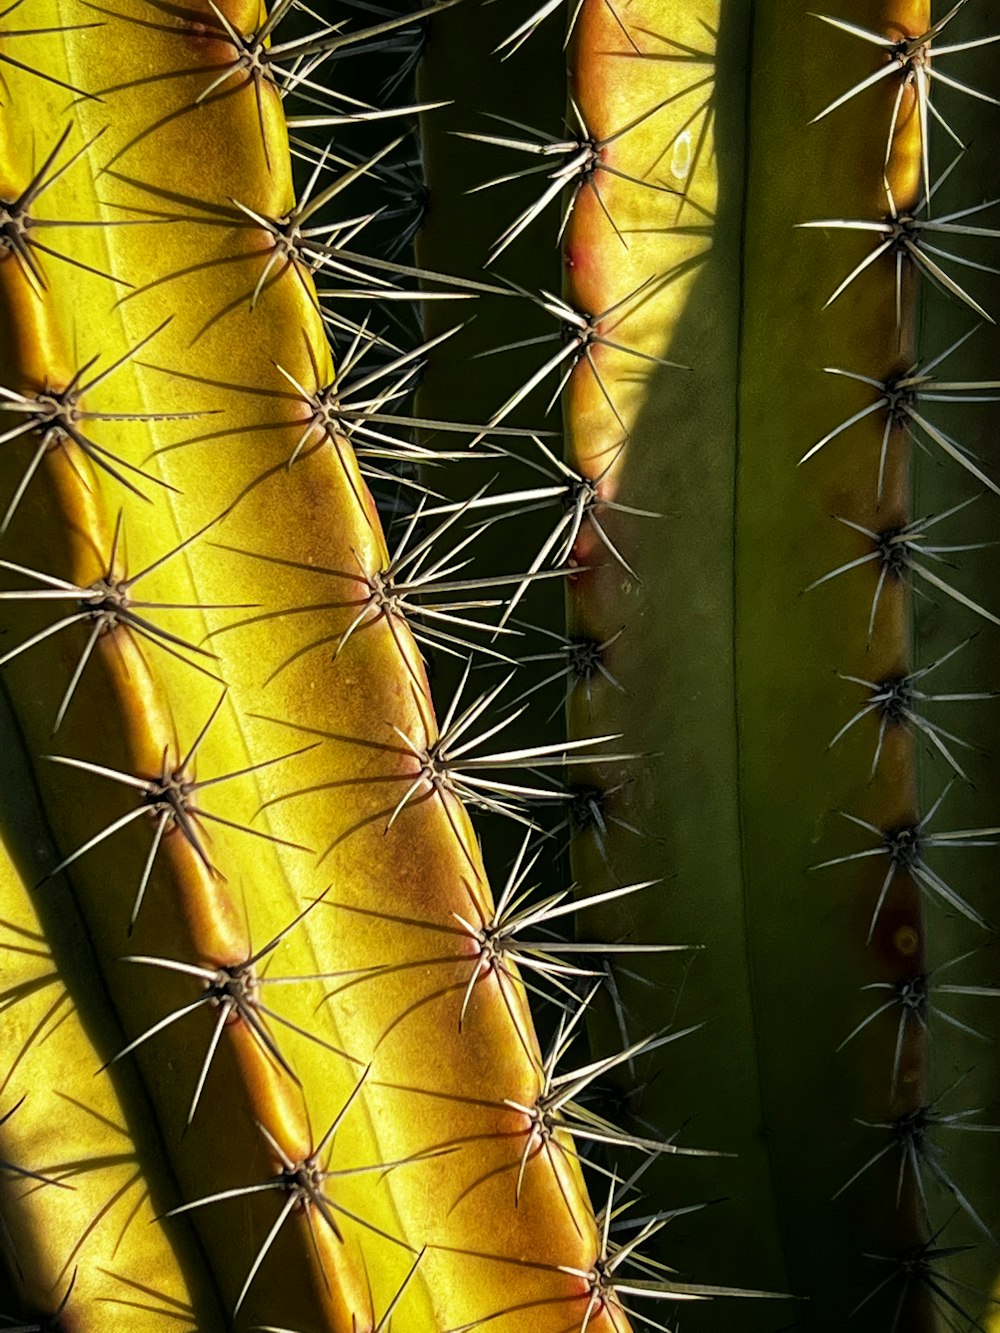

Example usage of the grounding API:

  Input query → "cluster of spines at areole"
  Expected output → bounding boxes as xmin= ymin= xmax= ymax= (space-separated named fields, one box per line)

xmin=1 ymin=2 xmax=999 ymax=1333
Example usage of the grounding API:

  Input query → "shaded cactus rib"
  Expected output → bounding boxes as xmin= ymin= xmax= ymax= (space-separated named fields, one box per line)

xmin=0 ymin=225 xmax=376 ymax=1328
xmin=555 ymin=0 xmax=1000 ymax=1328
xmin=0 ymin=676 xmax=221 ymax=1332
xmin=563 ymin=0 xmax=917 ymax=1318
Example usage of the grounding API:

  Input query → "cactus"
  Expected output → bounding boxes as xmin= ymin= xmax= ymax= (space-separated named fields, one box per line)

xmin=1 ymin=1 xmax=999 ymax=1332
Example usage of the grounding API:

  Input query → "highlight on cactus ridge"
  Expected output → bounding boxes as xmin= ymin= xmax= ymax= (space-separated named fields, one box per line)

xmin=0 ymin=2 xmax=998 ymax=1333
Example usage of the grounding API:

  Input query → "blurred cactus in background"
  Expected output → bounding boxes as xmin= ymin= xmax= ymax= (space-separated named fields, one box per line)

xmin=1 ymin=2 xmax=999 ymax=1331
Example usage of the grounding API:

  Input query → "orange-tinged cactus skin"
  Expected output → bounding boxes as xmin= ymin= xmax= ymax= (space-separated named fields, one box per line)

xmin=557 ymin=2 xmax=1000 ymax=1329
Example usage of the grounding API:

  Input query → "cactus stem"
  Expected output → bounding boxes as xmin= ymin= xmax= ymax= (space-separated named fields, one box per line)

xmin=0 ymin=4 xmax=99 ymax=99
xmin=380 ymin=661 xmax=627 ymax=824
xmin=254 ymin=664 xmax=627 ymax=838
xmin=493 ymin=0 xmax=630 ymax=61
xmin=840 ymin=969 xmax=930 ymax=1090
xmin=106 ymin=159 xmax=497 ymax=318
xmin=503 ymin=1009 xmax=711 ymax=1172
xmin=255 ymin=1249 xmax=433 ymax=1333
xmin=261 ymin=327 xmax=541 ymax=465
xmin=508 ymin=626 xmax=626 ymax=714
xmin=303 ymin=865 xmax=643 ymax=1044
xmin=205 ymin=507 xmax=548 ymax=679
xmin=3 ymin=1267 xmax=77 ymax=1329
xmin=426 ymin=439 xmax=659 ymax=617
xmin=552 ymin=1173 xmax=782 ymax=1331
xmin=129 ymin=208 xmax=324 ymax=343
xmin=840 ymin=953 xmax=999 ymax=1097
xmin=261 ymin=1246 xmax=430 ymax=1333
xmin=88 ymin=0 xmax=434 ymax=169
xmin=559 ymin=781 xmax=643 ymax=866
xmin=854 ymin=1221 xmax=986 ymax=1332
xmin=450 ymin=860 xmax=677 ymax=1023
xmin=0 ymin=1101 xmax=71 ymax=1196
xmin=0 ymin=123 xmax=130 ymax=291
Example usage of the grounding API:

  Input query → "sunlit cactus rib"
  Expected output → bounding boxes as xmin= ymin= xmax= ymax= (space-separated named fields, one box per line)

xmin=0 ymin=0 xmax=627 ymax=1330
xmin=0 ymin=115 xmax=378 ymax=1331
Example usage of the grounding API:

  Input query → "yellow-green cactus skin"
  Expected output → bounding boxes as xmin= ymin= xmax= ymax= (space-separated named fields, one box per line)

xmin=2 ymin=1 xmax=1000 ymax=1332
xmin=0 ymin=2 xmax=634 ymax=1330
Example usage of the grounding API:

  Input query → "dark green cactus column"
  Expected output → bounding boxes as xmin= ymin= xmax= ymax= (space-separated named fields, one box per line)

xmin=559 ymin=1 xmax=1000 ymax=1329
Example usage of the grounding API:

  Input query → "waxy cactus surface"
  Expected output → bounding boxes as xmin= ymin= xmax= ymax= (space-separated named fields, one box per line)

xmin=1 ymin=2 xmax=999 ymax=1332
